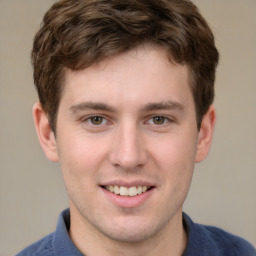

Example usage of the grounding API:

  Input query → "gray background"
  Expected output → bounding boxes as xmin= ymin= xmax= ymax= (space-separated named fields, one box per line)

xmin=0 ymin=1 xmax=255 ymax=255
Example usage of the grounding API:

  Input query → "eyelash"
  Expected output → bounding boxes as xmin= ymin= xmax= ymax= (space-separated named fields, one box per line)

xmin=81 ymin=115 xmax=173 ymax=127
xmin=82 ymin=115 xmax=109 ymax=126
xmin=146 ymin=116 xmax=172 ymax=125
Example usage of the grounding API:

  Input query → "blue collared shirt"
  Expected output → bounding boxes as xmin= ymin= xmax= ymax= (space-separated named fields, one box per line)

xmin=16 ymin=209 xmax=256 ymax=255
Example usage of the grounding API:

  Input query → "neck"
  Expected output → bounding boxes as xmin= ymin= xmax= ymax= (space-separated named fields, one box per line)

xmin=69 ymin=206 xmax=187 ymax=256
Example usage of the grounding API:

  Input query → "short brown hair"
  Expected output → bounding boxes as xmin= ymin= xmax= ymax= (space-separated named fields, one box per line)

xmin=32 ymin=0 xmax=219 ymax=131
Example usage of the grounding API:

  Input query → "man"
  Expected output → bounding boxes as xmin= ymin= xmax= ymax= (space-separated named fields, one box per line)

xmin=17 ymin=0 xmax=256 ymax=255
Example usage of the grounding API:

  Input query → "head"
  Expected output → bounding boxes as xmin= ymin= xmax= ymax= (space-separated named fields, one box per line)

xmin=32 ymin=1 xmax=219 ymax=252
xmin=32 ymin=0 xmax=219 ymax=133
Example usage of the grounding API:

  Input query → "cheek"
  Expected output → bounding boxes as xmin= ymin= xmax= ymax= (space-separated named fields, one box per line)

xmin=149 ymin=132 xmax=197 ymax=191
xmin=152 ymin=132 xmax=197 ymax=168
xmin=56 ymin=135 xmax=107 ymax=188
xmin=58 ymin=132 xmax=108 ymax=166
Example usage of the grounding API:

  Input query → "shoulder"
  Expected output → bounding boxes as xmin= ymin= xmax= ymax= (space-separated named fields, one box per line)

xmin=183 ymin=213 xmax=256 ymax=256
xmin=202 ymin=224 xmax=256 ymax=255
xmin=15 ymin=209 xmax=83 ymax=256
xmin=15 ymin=233 xmax=54 ymax=256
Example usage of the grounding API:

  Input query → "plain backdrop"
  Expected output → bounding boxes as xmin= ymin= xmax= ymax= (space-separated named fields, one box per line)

xmin=0 ymin=1 xmax=255 ymax=255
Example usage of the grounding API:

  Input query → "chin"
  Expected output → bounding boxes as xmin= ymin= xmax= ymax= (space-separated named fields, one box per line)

xmin=98 ymin=216 xmax=165 ymax=244
xmin=104 ymin=227 xmax=156 ymax=244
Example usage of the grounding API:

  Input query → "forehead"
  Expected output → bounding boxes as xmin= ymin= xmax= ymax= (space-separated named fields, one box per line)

xmin=60 ymin=45 xmax=193 ymax=110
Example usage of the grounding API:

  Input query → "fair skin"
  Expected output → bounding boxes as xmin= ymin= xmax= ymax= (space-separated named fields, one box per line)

xmin=34 ymin=45 xmax=215 ymax=256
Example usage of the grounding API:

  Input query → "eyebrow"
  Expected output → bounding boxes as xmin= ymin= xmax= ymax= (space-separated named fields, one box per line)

xmin=70 ymin=100 xmax=184 ymax=114
xmin=142 ymin=101 xmax=184 ymax=112
xmin=70 ymin=102 xmax=115 ymax=114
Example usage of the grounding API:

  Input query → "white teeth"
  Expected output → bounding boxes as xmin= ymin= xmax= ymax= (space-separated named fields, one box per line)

xmin=128 ymin=186 xmax=137 ymax=197
xmin=105 ymin=185 xmax=151 ymax=196
xmin=114 ymin=185 xmax=120 ymax=194
xmin=119 ymin=186 xmax=129 ymax=196
xmin=137 ymin=186 xmax=143 ymax=195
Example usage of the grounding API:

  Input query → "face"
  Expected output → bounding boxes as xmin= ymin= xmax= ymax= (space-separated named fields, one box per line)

xmin=35 ymin=45 xmax=215 ymax=245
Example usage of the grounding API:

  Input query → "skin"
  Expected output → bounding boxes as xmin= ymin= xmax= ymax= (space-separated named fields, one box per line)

xmin=34 ymin=45 xmax=216 ymax=256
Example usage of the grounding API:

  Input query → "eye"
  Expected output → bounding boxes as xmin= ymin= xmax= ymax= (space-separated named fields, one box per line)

xmin=149 ymin=116 xmax=168 ymax=125
xmin=88 ymin=116 xmax=106 ymax=125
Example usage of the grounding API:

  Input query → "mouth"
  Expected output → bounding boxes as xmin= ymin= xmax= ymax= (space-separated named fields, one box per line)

xmin=100 ymin=183 xmax=156 ymax=208
xmin=102 ymin=185 xmax=153 ymax=197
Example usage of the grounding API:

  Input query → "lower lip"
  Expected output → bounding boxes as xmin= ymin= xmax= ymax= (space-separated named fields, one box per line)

xmin=101 ymin=187 xmax=155 ymax=208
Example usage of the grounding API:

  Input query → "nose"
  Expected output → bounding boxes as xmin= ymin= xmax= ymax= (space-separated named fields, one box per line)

xmin=109 ymin=123 xmax=148 ymax=170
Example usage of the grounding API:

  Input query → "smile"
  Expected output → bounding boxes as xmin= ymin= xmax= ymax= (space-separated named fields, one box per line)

xmin=104 ymin=185 xmax=151 ymax=197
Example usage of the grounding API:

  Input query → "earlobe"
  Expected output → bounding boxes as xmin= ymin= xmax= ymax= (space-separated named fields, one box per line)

xmin=33 ymin=102 xmax=59 ymax=162
xmin=195 ymin=105 xmax=216 ymax=163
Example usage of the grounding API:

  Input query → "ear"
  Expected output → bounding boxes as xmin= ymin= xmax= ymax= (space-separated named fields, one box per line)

xmin=33 ymin=102 xmax=59 ymax=162
xmin=195 ymin=105 xmax=216 ymax=163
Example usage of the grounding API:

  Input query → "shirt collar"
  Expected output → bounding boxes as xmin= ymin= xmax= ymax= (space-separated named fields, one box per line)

xmin=53 ymin=208 xmax=84 ymax=255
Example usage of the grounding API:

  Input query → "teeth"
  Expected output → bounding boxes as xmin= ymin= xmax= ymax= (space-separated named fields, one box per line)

xmin=137 ymin=186 xmax=143 ymax=195
xmin=114 ymin=185 xmax=120 ymax=194
xmin=128 ymin=186 xmax=137 ymax=197
xmin=120 ymin=186 xmax=129 ymax=196
xmin=105 ymin=185 xmax=151 ymax=197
